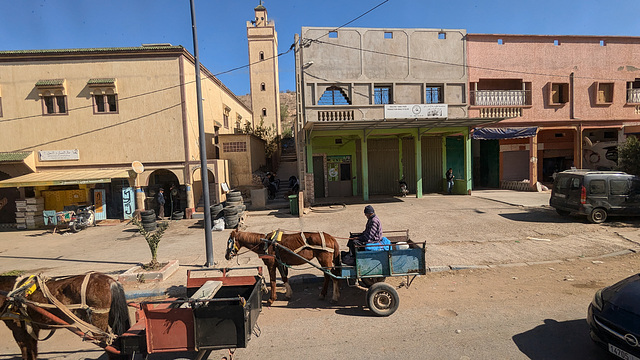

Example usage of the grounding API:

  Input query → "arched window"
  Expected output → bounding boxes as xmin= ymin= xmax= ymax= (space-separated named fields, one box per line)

xmin=259 ymin=51 xmax=264 ymax=61
xmin=318 ymin=86 xmax=351 ymax=105
xmin=260 ymin=83 xmax=266 ymax=91
xmin=262 ymin=108 xmax=267 ymax=116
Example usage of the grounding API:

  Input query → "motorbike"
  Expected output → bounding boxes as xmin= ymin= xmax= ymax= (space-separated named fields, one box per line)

xmin=399 ymin=178 xmax=409 ymax=197
xmin=69 ymin=205 xmax=96 ymax=232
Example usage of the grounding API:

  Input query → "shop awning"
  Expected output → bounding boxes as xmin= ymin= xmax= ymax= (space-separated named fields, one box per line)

xmin=0 ymin=169 xmax=131 ymax=188
xmin=472 ymin=127 xmax=538 ymax=140
xmin=303 ymin=117 xmax=502 ymax=132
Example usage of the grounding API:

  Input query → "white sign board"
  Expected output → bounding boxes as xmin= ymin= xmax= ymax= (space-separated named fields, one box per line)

xmin=384 ymin=104 xmax=448 ymax=119
xmin=39 ymin=149 xmax=80 ymax=161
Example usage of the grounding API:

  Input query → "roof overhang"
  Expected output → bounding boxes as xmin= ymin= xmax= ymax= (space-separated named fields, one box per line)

xmin=0 ymin=169 xmax=132 ymax=188
xmin=303 ymin=117 xmax=503 ymax=132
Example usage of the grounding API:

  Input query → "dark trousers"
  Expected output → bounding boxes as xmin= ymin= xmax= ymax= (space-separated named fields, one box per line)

xmin=157 ymin=204 xmax=165 ymax=218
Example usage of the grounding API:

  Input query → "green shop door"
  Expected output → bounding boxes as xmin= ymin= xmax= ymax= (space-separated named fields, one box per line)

xmin=327 ymin=155 xmax=352 ymax=197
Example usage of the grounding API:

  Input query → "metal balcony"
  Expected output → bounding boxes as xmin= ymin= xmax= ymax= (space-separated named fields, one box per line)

xmin=471 ymin=90 xmax=530 ymax=106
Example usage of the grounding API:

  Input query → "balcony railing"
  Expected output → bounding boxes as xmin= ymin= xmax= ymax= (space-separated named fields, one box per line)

xmin=479 ymin=107 xmax=523 ymax=119
xmin=317 ymin=110 xmax=355 ymax=121
xmin=471 ymin=90 xmax=530 ymax=106
xmin=628 ymin=89 xmax=640 ymax=103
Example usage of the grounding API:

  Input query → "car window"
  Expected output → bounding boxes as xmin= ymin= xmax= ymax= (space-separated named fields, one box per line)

xmin=570 ymin=177 xmax=581 ymax=190
xmin=556 ymin=176 xmax=571 ymax=191
xmin=589 ymin=180 xmax=606 ymax=195
xmin=610 ymin=179 xmax=630 ymax=195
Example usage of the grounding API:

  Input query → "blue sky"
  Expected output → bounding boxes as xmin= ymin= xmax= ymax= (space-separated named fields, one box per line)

xmin=1 ymin=0 xmax=639 ymax=96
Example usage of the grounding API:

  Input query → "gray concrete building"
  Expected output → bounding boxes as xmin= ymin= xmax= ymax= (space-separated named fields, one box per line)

xmin=294 ymin=27 xmax=494 ymax=203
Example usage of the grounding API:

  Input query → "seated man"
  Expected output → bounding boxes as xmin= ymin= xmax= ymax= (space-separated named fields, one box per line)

xmin=347 ymin=205 xmax=382 ymax=257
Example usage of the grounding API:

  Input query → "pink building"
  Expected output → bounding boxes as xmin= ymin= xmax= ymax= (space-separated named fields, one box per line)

xmin=467 ymin=34 xmax=640 ymax=188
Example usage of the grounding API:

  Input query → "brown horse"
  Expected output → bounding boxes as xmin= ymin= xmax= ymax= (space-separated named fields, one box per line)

xmin=226 ymin=229 xmax=341 ymax=306
xmin=0 ymin=272 xmax=130 ymax=360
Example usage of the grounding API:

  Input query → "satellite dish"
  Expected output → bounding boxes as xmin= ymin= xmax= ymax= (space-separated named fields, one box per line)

xmin=131 ymin=161 xmax=144 ymax=174
xmin=583 ymin=136 xmax=593 ymax=148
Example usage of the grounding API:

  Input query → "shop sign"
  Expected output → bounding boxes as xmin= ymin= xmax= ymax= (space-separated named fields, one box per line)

xmin=39 ymin=149 xmax=80 ymax=161
xmin=122 ymin=187 xmax=135 ymax=220
xmin=384 ymin=104 xmax=448 ymax=119
xmin=327 ymin=155 xmax=351 ymax=163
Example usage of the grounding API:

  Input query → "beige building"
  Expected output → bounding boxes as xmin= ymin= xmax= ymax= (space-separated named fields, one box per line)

xmin=0 ymin=45 xmax=252 ymax=224
xmin=247 ymin=3 xmax=281 ymax=135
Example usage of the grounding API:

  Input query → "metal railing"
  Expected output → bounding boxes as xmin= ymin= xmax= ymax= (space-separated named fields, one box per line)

xmin=471 ymin=90 xmax=530 ymax=106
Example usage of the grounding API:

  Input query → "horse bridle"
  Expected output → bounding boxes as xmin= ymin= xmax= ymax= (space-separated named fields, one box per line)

xmin=226 ymin=235 xmax=239 ymax=259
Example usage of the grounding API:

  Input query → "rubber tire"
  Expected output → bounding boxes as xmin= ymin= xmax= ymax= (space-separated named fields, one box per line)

xmin=588 ymin=208 xmax=608 ymax=224
xmin=225 ymin=201 xmax=243 ymax=207
xmin=141 ymin=214 xmax=156 ymax=222
xmin=223 ymin=206 xmax=238 ymax=216
xmin=141 ymin=210 xmax=155 ymax=216
xmin=360 ymin=277 xmax=386 ymax=288
xmin=555 ymin=209 xmax=571 ymax=216
xmin=226 ymin=194 xmax=243 ymax=201
xmin=366 ymin=282 xmax=399 ymax=317
xmin=69 ymin=221 xmax=79 ymax=233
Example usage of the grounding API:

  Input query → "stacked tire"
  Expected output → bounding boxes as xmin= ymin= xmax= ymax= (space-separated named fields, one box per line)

xmin=223 ymin=191 xmax=246 ymax=229
xmin=171 ymin=211 xmax=184 ymax=220
xmin=210 ymin=203 xmax=224 ymax=221
xmin=140 ymin=210 xmax=157 ymax=232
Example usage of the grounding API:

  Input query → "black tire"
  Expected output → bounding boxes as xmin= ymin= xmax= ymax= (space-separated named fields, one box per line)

xmin=588 ymin=208 xmax=608 ymax=224
xmin=555 ymin=209 xmax=571 ymax=216
xmin=223 ymin=206 xmax=238 ymax=216
xmin=226 ymin=194 xmax=243 ymax=201
xmin=141 ymin=214 xmax=156 ymax=222
xmin=366 ymin=282 xmax=399 ymax=317
xmin=227 ymin=190 xmax=242 ymax=197
xmin=69 ymin=222 xmax=79 ymax=233
xmin=141 ymin=210 xmax=155 ymax=216
xmin=210 ymin=203 xmax=224 ymax=212
xmin=225 ymin=214 xmax=239 ymax=223
xmin=171 ymin=212 xmax=183 ymax=220
xmin=225 ymin=221 xmax=238 ymax=229
xmin=225 ymin=201 xmax=243 ymax=207
xmin=359 ymin=277 xmax=386 ymax=288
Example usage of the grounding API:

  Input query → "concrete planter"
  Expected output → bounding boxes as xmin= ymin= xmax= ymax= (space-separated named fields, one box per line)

xmin=117 ymin=259 xmax=179 ymax=283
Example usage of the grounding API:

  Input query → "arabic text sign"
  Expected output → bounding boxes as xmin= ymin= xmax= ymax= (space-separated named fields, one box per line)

xmin=39 ymin=149 xmax=79 ymax=161
xmin=384 ymin=104 xmax=448 ymax=119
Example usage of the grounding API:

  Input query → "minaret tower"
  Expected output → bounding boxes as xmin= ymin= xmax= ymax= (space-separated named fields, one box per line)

xmin=247 ymin=1 xmax=281 ymax=135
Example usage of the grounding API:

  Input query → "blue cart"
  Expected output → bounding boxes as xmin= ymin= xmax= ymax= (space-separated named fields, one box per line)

xmin=266 ymin=230 xmax=426 ymax=316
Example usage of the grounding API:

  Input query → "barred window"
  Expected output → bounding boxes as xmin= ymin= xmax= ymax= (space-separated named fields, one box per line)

xmin=223 ymin=141 xmax=247 ymax=153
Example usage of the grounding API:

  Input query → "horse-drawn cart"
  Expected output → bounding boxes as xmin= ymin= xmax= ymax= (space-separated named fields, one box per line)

xmin=119 ymin=266 xmax=263 ymax=359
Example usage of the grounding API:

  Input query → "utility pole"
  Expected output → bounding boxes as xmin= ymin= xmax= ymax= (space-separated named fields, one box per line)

xmin=189 ymin=0 xmax=214 ymax=267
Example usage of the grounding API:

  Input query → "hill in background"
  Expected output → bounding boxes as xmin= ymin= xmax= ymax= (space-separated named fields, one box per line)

xmin=238 ymin=90 xmax=297 ymax=135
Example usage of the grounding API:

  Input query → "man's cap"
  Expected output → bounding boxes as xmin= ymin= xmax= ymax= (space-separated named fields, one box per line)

xmin=364 ymin=205 xmax=375 ymax=214
xmin=159 ymin=188 xmax=164 ymax=191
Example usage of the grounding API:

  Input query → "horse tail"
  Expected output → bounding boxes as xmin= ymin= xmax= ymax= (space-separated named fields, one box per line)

xmin=330 ymin=234 xmax=341 ymax=275
xmin=108 ymin=281 xmax=130 ymax=336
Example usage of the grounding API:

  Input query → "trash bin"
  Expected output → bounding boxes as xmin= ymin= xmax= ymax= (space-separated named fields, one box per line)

xmin=288 ymin=194 xmax=299 ymax=216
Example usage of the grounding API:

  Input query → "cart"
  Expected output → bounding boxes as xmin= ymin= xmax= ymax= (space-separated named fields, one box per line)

xmin=264 ymin=229 xmax=426 ymax=316
xmin=119 ymin=266 xmax=263 ymax=359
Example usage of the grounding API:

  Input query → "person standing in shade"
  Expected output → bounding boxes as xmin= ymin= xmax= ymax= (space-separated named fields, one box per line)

xmin=446 ymin=168 xmax=454 ymax=195
xmin=156 ymin=188 xmax=165 ymax=219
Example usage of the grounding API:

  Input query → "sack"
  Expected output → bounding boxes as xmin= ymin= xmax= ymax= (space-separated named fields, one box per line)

xmin=213 ymin=218 xmax=225 ymax=231
xmin=365 ymin=237 xmax=392 ymax=251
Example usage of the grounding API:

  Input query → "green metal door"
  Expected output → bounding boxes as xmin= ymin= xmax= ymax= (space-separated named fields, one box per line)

xmin=368 ymin=138 xmax=399 ymax=195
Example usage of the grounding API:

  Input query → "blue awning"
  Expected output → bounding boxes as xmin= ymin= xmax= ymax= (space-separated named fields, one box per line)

xmin=472 ymin=127 xmax=538 ymax=140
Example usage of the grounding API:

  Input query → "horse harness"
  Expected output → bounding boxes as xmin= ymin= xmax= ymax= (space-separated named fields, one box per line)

xmin=265 ymin=230 xmax=334 ymax=255
xmin=0 ymin=272 xmax=116 ymax=345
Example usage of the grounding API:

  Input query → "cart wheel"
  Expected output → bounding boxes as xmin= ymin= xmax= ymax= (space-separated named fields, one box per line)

xmin=366 ymin=282 xmax=399 ymax=316
xmin=359 ymin=277 xmax=386 ymax=288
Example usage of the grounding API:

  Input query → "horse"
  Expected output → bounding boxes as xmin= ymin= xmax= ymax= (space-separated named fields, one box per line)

xmin=0 ymin=272 xmax=130 ymax=360
xmin=225 ymin=229 xmax=341 ymax=306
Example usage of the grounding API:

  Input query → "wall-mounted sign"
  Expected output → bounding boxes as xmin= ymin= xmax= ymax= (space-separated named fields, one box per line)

xmin=327 ymin=155 xmax=351 ymax=163
xmin=39 ymin=149 xmax=79 ymax=161
xmin=384 ymin=104 xmax=448 ymax=119
xmin=122 ymin=187 xmax=135 ymax=220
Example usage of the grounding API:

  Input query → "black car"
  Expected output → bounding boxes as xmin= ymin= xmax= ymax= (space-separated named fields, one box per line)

xmin=588 ymin=273 xmax=640 ymax=359
xmin=550 ymin=170 xmax=640 ymax=223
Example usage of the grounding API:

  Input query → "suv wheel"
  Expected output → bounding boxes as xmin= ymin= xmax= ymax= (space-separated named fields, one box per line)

xmin=588 ymin=208 xmax=608 ymax=224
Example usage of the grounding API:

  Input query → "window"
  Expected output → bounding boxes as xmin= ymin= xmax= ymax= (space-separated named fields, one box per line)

xmin=570 ymin=177 xmax=581 ymax=190
xmin=328 ymin=31 xmax=338 ymax=38
xmin=589 ymin=180 xmax=606 ymax=195
xmin=261 ymin=82 xmax=266 ymax=91
xmin=384 ymin=32 xmax=393 ymax=39
xmin=438 ymin=32 xmax=446 ymax=40
xmin=497 ymin=39 xmax=503 ymax=45
xmin=262 ymin=108 xmax=267 ymax=116
xmin=553 ymin=39 xmax=560 ymax=46
xmin=627 ymin=79 xmax=640 ymax=103
xmin=374 ymin=86 xmax=392 ymax=104
xmin=550 ymin=83 xmax=569 ymax=105
xmin=222 ymin=141 xmax=247 ymax=153
xmin=318 ymin=86 xmax=351 ymax=105
xmin=94 ymin=94 xmax=118 ymax=113
xmin=610 ymin=180 xmax=630 ymax=195
xmin=425 ymin=86 xmax=443 ymax=104
xmin=596 ymin=82 xmax=614 ymax=104
xmin=43 ymin=95 xmax=67 ymax=115
xmin=600 ymin=40 xmax=606 ymax=46
xmin=259 ymin=51 xmax=264 ymax=61
xmin=223 ymin=106 xmax=230 ymax=128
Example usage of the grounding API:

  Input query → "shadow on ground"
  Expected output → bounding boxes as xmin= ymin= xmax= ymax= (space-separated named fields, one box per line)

xmin=512 ymin=318 xmax=608 ymax=359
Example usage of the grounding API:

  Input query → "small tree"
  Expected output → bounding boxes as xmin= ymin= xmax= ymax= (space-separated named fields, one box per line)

xmin=618 ymin=135 xmax=640 ymax=176
xmin=241 ymin=117 xmax=280 ymax=158
xmin=131 ymin=218 xmax=169 ymax=270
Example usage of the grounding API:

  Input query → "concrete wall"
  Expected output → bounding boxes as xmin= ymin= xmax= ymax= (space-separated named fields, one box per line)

xmin=467 ymin=34 xmax=640 ymax=124
xmin=219 ymin=134 xmax=266 ymax=188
